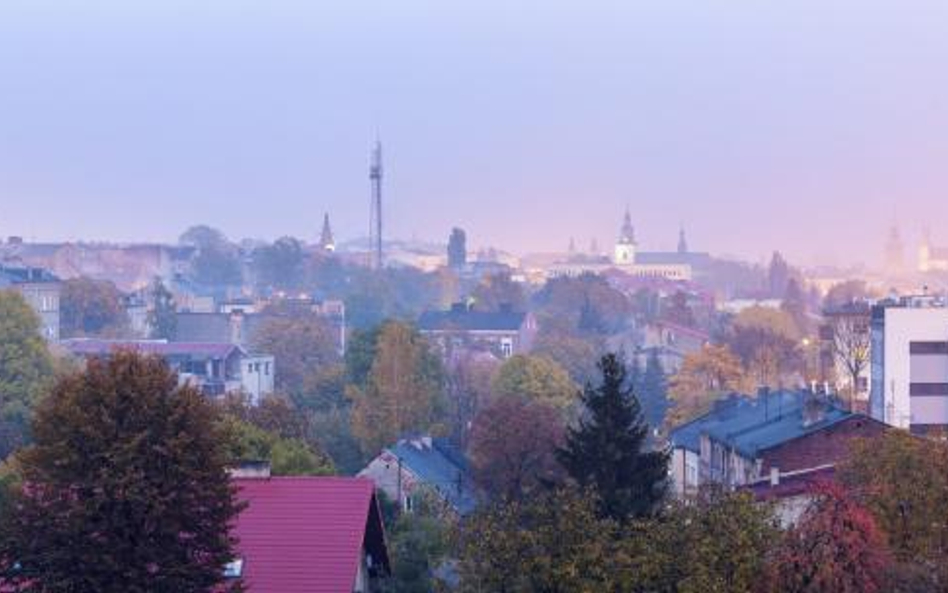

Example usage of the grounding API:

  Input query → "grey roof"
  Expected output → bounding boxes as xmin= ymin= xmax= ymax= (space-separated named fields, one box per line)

xmin=0 ymin=264 xmax=59 ymax=285
xmin=635 ymin=251 xmax=711 ymax=266
xmin=61 ymin=338 xmax=244 ymax=361
xmin=669 ymin=394 xmax=756 ymax=453
xmin=389 ymin=439 xmax=478 ymax=515
xmin=418 ymin=308 xmax=526 ymax=332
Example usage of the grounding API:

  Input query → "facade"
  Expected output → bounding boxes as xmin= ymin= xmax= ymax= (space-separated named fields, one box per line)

xmin=359 ymin=436 xmax=477 ymax=516
xmin=230 ymin=473 xmax=390 ymax=592
xmin=870 ymin=294 xmax=948 ymax=430
xmin=0 ymin=263 xmax=61 ymax=340
xmin=61 ymin=339 xmax=275 ymax=404
xmin=418 ymin=304 xmax=537 ymax=359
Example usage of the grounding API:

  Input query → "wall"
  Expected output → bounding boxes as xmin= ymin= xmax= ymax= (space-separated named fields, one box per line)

xmin=759 ymin=416 xmax=887 ymax=474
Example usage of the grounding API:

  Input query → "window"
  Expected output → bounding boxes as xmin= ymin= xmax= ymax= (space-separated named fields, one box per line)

xmin=910 ymin=383 xmax=948 ymax=396
xmin=223 ymin=559 xmax=244 ymax=578
xmin=265 ymin=362 xmax=270 ymax=375
xmin=910 ymin=341 xmax=948 ymax=355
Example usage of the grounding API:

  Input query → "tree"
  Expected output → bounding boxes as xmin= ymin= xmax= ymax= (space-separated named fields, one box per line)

xmin=378 ymin=490 xmax=450 ymax=593
xmin=349 ymin=321 xmax=444 ymax=454
xmin=668 ymin=344 xmax=747 ymax=425
xmin=781 ymin=278 xmax=809 ymax=335
xmin=767 ymin=482 xmax=889 ymax=593
xmin=825 ymin=305 xmax=871 ymax=405
xmin=491 ymin=354 xmax=577 ymax=411
xmin=768 ymin=251 xmax=790 ymax=297
xmin=252 ymin=236 xmax=306 ymax=291
xmin=250 ymin=312 xmax=340 ymax=397
xmin=59 ymin=277 xmax=129 ymax=337
xmin=470 ymin=272 xmax=525 ymax=312
xmin=0 ymin=291 xmax=54 ymax=459
xmin=622 ymin=487 xmax=779 ymax=593
xmin=0 ymin=351 xmax=243 ymax=592
xmin=146 ymin=277 xmax=177 ymax=340
xmin=180 ymin=225 xmax=244 ymax=287
xmin=457 ymin=487 xmax=622 ymax=593
xmin=661 ymin=290 xmax=697 ymax=328
xmin=533 ymin=274 xmax=631 ymax=335
xmin=447 ymin=227 xmax=467 ymax=269
xmin=823 ymin=279 xmax=874 ymax=308
xmin=444 ymin=351 xmax=500 ymax=449
xmin=839 ymin=431 xmax=948 ymax=569
xmin=469 ymin=395 xmax=565 ymax=502
xmin=532 ymin=321 xmax=602 ymax=385
xmin=557 ymin=353 xmax=669 ymax=521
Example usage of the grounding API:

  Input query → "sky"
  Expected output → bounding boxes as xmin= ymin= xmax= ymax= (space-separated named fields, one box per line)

xmin=1 ymin=0 xmax=947 ymax=267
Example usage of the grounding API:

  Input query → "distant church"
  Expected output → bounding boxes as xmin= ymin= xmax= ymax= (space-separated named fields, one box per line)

xmin=546 ymin=209 xmax=709 ymax=280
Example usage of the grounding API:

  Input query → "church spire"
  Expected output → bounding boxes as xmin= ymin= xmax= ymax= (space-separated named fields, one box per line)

xmin=319 ymin=212 xmax=335 ymax=252
xmin=677 ymin=225 xmax=688 ymax=254
xmin=619 ymin=207 xmax=635 ymax=244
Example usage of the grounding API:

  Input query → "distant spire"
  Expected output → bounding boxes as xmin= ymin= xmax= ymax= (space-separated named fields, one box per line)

xmin=319 ymin=212 xmax=335 ymax=252
xmin=619 ymin=207 xmax=635 ymax=244
xmin=568 ymin=236 xmax=576 ymax=253
xmin=590 ymin=237 xmax=599 ymax=255
xmin=677 ymin=225 xmax=688 ymax=254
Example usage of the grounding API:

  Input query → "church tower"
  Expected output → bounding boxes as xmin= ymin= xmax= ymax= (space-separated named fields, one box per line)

xmin=613 ymin=208 xmax=637 ymax=266
xmin=677 ymin=225 xmax=689 ymax=254
xmin=319 ymin=212 xmax=335 ymax=252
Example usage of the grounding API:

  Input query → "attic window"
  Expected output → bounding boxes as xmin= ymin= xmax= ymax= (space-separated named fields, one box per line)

xmin=224 ymin=558 xmax=244 ymax=578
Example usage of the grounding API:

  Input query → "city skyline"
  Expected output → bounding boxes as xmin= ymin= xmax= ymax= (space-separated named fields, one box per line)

xmin=2 ymin=0 xmax=947 ymax=267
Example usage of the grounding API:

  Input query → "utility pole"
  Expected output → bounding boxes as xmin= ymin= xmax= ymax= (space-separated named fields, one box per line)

xmin=369 ymin=140 xmax=383 ymax=270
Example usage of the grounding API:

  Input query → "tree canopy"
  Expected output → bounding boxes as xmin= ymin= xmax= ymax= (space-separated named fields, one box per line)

xmin=491 ymin=354 xmax=577 ymax=411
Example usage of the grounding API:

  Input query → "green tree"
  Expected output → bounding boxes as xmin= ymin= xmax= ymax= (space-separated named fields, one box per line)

xmin=623 ymin=488 xmax=779 ymax=593
xmin=252 ymin=236 xmax=306 ymax=291
xmin=557 ymin=353 xmax=669 ymax=521
xmin=457 ymin=487 xmax=621 ymax=593
xmin=0 ymin=291 xmax=54 ymax=459
xmin=379 ymin=489 xmax=451 ymax=593
xmin=638 ymin=350 xmax=669 ymax=430
xmin=0 ymin=351 xmax=243 ymax=592
xmin=60 ymin=277 xmax=129 ymax=337
xmin=491 ymin=354 xmax=577 ymax=411
xmin=146 ymin=277 xmax=177 ymax=340
xmin=349 ymin=321 xmax=444 ymax=454
xmin=532 ymin=322 xmax=602 ymax=385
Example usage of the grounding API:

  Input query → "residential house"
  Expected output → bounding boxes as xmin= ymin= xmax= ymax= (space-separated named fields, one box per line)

xmin=61 ymin=339 xmax=275 ymax=404
xmin=0 ymin=263 xmax=61 ymax=341
xmin=229 ymin=470 xmax=390 ymax=592
xmin=359 ymin=436 xmax=478 ymax=516
xmin=418 ymin=303 xmax=537 ymax=359
xmin=610 ymin=319 xmax=708 ymax=373
xmin=669 ymin=389 xmax=886 ymax=495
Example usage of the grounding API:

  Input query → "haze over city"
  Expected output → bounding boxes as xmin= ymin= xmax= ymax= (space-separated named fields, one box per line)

xmin=2 ymin=0 xmax=947 ymax=266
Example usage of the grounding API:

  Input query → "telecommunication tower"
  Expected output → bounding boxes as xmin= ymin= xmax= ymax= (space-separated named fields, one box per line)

xmin=369 ymin=141 xmax=383 ymax=269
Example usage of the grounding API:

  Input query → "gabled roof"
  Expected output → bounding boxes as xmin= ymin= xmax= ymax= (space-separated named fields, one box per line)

xmin=232 ymin=477 xmax=389 ymax=593
xmin=388 ymin=439 xmax=478 ymax=515
xmin=669 ymin=394 xmax=757 ymax=453
xmin=61 ymin=338 xmax=244 ymax=360
xmin=418 ymin=308 xmax=527 ymax=332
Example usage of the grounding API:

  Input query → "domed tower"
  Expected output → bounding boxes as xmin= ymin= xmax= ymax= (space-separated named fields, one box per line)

xmin=613 ymin=208 xmax=637 ymax=266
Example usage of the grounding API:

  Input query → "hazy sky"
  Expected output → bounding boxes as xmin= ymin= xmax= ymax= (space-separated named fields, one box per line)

xmin=1 ymin=1 xmax=947 ymax=267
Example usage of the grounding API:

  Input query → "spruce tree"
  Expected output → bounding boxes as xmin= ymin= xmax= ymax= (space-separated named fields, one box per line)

xmin=0 ymin=351 xmax=243 ymax=592
xmin=639 ymin=351 xmax=669 ymax=430
xmin=557 ymin=353 xmax=668 ymax=521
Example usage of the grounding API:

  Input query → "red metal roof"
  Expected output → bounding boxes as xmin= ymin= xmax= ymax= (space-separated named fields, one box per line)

xmin=232 ymin=477 xmax=388 ymax=593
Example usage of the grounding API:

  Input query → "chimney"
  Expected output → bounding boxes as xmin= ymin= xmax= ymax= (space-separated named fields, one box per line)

xmin=769 ymin=466 xmax=780 ymax=486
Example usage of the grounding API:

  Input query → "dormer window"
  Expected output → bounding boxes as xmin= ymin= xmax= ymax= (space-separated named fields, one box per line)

xmin=224 ymin=558 xmax=244 ymax=578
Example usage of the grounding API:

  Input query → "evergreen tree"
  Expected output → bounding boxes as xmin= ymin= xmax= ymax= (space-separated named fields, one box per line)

xmin=0 ymin=351 xmax=243 ymax=592
xmin=147 ymin=277 xmax=177 ymax=340
xmin=447 ymin=227 xmax=467 ymax=269
xmin=557 ymin=353 xmax=669 ymax=521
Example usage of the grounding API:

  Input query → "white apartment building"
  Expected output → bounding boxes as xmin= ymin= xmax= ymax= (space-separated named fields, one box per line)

xmin=870 ymin=294 xmax=948 ymax=431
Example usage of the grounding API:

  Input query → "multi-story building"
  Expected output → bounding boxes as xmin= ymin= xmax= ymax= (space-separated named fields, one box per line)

xmin=0 ymin=263 xmax=61 ymax=340
xmin=870 ymin=293 xmax=948 ymax=431
xmin=61 ymin=339 xmax=275 ymax=404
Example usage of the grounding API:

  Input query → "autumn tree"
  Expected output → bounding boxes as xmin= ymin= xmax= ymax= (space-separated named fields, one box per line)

xmin=457 ymin=487 xmax=622 ymax=593
xmin=661 ymin=290 xmax=697 ymax=328
xmin=470 ymin=272 xmax=525 ymax=312
xmin=60 ymin=277 xmax=129 ymax=337
xmin=533 ymin=273 xmax=631 ymax=335
xmin=767 ymin=482 xmax=889 ymax=593
xmin=669 ymin=344 xmax=747 ymax=425
xmin=468 ymin=395 xmax=565 ymax=502
xmin=623 ymin=487 xmax=779 ymax=593
xmin=250 ymin=311 xmax=340 ymax=397
xmin=0 ymin=291 xmax=54 ymax=459
xmin=840 ymin=430 xmax=948 ymax=578
xmin=146 ymin=277 xmax=177 ymax=340
xmin=557 ymin=353 xmax=668 ymax=521
xmin=531 ymin=316 xmax=603 ymax=385
xmin=348 ymin=321 xmax=444 ymax=454
xmin=0 ymin=351 xmax=243 ymax=592
xmin=180 ymin=225 xmax=243 ymax=287
xmin=444 ymin=351 xmax=500 ymax=449
xmin=491 ymin=354 xmax=577 ymax=411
